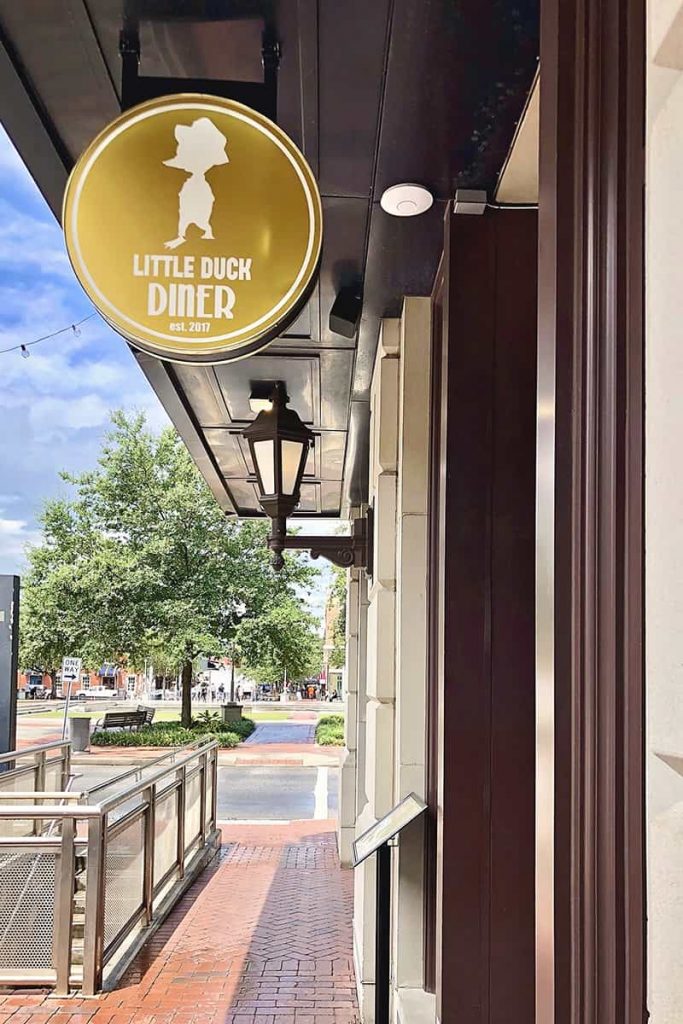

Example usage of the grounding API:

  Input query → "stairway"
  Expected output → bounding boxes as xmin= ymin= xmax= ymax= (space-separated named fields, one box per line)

xmin=69 ymin=852 xmax=87 ymax=985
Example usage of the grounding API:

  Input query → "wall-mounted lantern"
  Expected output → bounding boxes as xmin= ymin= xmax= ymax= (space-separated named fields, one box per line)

xmin=243 ymin=382 xmax=372 ymax=573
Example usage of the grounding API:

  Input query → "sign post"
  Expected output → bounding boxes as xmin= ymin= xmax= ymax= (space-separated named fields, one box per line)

xmin=0 ymin=576 xmax=19 ymax=761
xmin=60 ymin=656 xmax=82 ymax=740
xmin=352 ymin=794 xmax=427 ymax=1024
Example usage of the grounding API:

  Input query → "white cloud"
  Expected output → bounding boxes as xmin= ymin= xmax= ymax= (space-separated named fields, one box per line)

xmin=0 ymin=516 xmax=41 ymax=574
xmin=0 ymin=201 xmax=73 ymax=280
xmin=0 ymin=127 xmax=170 ymax=576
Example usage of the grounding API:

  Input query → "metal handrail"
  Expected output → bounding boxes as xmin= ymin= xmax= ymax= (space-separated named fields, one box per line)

xmin=0 ymin=739 xmax=69 ymax=764
xmin=97 ymin=740 xmax=215 ymax=814
xmin=0 ymin=740 xmax=218 ymax=996
xmin=0 ymin=792 xmax=84 ymax=801
xmin=0 ymin=805 xmax=103 ymax=818
xmin=0 ymin=743 xmax=214 ymax=818
xmin=86 ymin=738 xmax=210 ymax=797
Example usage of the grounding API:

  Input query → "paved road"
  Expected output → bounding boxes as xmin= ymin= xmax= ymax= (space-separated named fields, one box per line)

xmin=243 ymin=722 xmax=316 ymax=745
xmin=216 ymin=766 xmax=337 ymax=820
xmin=72 ymin=763 xmax=338 ymax=822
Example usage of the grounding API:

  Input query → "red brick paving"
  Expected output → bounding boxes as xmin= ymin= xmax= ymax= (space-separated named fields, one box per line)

xmin=0 ymin=822 xmax=358 ymax=1024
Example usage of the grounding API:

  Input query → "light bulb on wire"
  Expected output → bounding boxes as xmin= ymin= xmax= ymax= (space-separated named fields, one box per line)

xmin=72 ymin=324 xmax=81 ymax=337
xmin=20 ymin=345 xmax=29 ymax=359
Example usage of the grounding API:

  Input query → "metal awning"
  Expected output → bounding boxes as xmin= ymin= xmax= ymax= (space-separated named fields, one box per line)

xmin=0 ymin=1 xmax=538 ymax=517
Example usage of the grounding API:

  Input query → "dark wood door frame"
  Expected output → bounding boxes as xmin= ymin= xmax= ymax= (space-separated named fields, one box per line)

xmin=535 ymin=0 xmax=646 ymax=1021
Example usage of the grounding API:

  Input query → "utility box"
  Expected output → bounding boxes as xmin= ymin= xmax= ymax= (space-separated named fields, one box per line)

xmin=221 ymin=703 xmax=243 ymax=725
xmin=0 ymin=575 xmax=19 ymax=759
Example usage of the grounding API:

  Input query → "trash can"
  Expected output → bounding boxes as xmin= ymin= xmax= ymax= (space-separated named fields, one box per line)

xmin=221 ymin=703 xmax=243 ymax=725
xmin=68 ymin=716 xmax=91 ymax=752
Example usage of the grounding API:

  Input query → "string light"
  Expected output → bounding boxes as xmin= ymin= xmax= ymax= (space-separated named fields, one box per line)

xmin=0 ymin=313 xmax=96 ymax=357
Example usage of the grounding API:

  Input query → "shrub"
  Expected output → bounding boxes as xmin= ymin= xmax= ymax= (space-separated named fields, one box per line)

xmin=315 ymin=714 xmax=345 ymax=747
xmin=193 ymin=731 xmax=240 ymax=749
xmin=216 ymin=717 xmax=255 ymax=740
xmin=90 ymin=717 xmax=254 ymax=748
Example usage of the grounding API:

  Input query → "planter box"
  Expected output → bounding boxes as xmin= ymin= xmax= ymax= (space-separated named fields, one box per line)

xmin=221 ymin=702 xmax=243 ymax=724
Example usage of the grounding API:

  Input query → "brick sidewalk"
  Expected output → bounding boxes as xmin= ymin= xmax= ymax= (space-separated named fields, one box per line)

xmin=0 ymin=822 xmax=359 ymax=1024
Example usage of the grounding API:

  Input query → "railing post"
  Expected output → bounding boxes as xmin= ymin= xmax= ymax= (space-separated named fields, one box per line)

xmin=211 ymin=746 xmax=218 ymax=832
xmin=177 ymin=765 xmax=186 ymax=879
xmin=36 ymin=750 xmax=47 ymax=791
xmin=53 ymin=816 xmax=75 ymax=995
xmin=62 ymin=742 xmax=71 ymax=791
xmin=143 ymin=785 xmax=155 ymax=924
xmin=199 ymin=751 xmax=207 ymax=845
xmin=34 ymin=751 xmax=47 ymax=835
xmin=83 ymin=815 xmax=106 ymax=996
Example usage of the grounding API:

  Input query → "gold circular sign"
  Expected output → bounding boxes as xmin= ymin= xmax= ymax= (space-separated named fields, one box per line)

xmin=63 ymin=95 xmax=323 ymax=363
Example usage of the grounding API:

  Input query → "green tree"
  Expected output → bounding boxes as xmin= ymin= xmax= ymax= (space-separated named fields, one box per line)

xmin=236 ymin=598 xmax=322 ymax=687
xmin=20 ymin=411 xmax=315 ymax=724
xmin=328 ymin=566 xmax=347 ymax=669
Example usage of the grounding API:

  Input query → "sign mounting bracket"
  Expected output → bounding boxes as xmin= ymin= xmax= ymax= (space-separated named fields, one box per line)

xmin=118 ymin=22 xmax=280 ymax=121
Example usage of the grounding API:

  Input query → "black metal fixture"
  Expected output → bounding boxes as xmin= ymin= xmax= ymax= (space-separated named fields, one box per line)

xmin=329 ymin=285 xmax=363 ymax=339
xmin=119 ymin=17 xmax=280 ymax=119
xmin=243 ymin=383 xmax=372 ymax=573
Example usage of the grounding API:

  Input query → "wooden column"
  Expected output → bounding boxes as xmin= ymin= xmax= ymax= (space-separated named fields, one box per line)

xmin=535 ymin=0 xmax=645 ymax=1022
xmin=430 ymin=208 xmax=537 ymax=1023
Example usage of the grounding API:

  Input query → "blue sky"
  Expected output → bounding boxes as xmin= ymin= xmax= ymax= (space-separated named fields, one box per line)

xmin=0 ymin=124 xmax=170 ymax=575
xmin=0 ymin=125 xmax=331 ymax=618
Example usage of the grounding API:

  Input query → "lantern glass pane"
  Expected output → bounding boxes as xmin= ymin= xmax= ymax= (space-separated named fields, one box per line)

xmin=253 ymin=439 xmax=275 ymax=494
xmin=282 ymin=439 xmax=305 ymax=495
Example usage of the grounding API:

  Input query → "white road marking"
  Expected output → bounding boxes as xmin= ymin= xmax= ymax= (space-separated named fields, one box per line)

xmin=314 ymin=766 xmax=329 ymax=820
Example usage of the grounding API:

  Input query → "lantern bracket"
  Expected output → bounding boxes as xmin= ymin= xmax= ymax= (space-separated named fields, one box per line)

xmin=268 ymin=512 xmax=373 ymax=576
xmin=119 ymin=21 xmax=280 ymax=120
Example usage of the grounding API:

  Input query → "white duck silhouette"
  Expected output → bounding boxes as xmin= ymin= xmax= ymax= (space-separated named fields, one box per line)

xmin=163 ymin=117 xmax=229 ymax=250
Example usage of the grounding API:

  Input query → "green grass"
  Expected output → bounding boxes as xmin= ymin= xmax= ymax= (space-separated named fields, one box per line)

xmin=315 ymin=714 xmax=345 ymax=747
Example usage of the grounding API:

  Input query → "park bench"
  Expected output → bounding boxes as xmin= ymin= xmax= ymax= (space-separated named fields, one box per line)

xmin=137 ymin=705 xmax=156 ymax=726
xmin=96 ymin=709 xmax=150 ymax=732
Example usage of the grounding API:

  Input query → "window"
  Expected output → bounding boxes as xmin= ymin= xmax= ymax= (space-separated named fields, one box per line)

xmin=81 ymin=673 xmax=90 ymax=689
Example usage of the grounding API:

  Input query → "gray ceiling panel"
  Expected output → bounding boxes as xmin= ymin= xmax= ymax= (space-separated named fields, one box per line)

xmin=317 ymin=432 xmax=346 ymax=482
xmin=319 ymin=351 xmax=354 ymax=430
xmin=203 ymin=428 xmax=248 ymax=479
xmin=298 ymin=482 xmax=320 ymax=514
xmin=318 ymin=196 xmax=369 ymax=347
xmin=213 ymin=354 xmax=319 ymax=425
xmin=227 ymin=478 xmax=261 ymax=513
xmin=0 ymin=0 xmax=120 ymax=160
xmin=172 ymin=364 xmax=231 ymax=427
xmin=317 ymin=0 xmax=390 ymax=198
xmin=319 ymin=481 xmax=343 ymax=517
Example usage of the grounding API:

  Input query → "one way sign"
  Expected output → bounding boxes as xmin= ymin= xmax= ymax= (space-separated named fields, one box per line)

xmin=61 ymin=656 xmax=82 ymax=685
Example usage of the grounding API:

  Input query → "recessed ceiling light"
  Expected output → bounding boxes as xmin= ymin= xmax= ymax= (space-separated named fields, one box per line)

xmin=380 ymin=183 xmax=433 ymax=217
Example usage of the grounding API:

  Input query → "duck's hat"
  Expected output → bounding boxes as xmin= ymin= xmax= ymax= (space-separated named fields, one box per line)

xmin=164 ymin=117 xmax=229 ymax=168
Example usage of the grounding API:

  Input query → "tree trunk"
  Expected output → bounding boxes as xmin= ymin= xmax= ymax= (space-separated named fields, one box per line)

xmin=49 ymin=669 xmax=58 ymax=699
xmin=181 ymin=659 xmax=193 ymax=727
